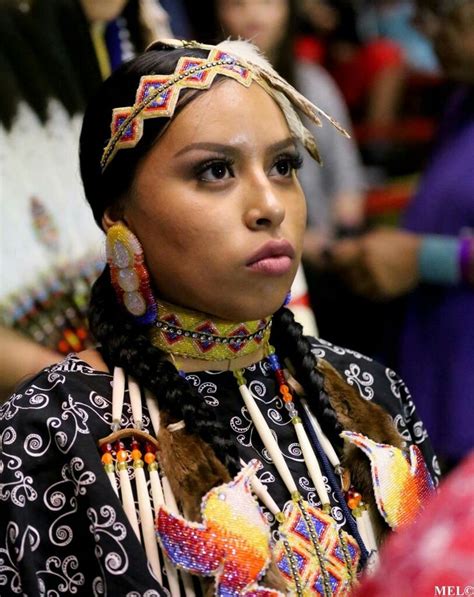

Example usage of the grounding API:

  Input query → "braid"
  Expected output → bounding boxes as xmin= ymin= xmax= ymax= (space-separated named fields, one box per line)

xmin=88 ymin=268 xmax=240 ymax=474
xmin=271 ymin=306 xmax=343 ymax=449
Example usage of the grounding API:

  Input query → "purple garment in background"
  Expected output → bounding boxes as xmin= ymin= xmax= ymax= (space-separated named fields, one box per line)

xmin=401 ymin=87 xmax=474 ymax=462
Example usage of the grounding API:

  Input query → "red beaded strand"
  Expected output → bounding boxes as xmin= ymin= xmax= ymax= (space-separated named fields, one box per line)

xmin=267 ymin=346 xmax=299 ymax=421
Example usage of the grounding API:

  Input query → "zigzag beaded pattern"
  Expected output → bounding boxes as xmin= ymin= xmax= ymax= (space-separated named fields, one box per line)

xmin=154 ymin=318 xmax=271 ymax=344
xmin=149 ymin=302 xmax=272 ymax=361
xmin=101 ymin=50 xmax=252 ymax=170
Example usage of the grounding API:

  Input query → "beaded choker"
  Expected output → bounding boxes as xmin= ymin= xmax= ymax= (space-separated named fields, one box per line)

xmin=148 ymin=299 xmax=272 ymax=362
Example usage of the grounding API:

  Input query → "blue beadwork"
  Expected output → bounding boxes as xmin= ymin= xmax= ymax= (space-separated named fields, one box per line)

xmin=268 ymin=354 xmax=280 ymax=370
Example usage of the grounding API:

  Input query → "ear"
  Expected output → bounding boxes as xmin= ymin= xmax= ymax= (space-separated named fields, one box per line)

xmin=102 ymin=209 xmax=119 ymax=232
xmin=102 ymin=208 xmax=130 ymax=233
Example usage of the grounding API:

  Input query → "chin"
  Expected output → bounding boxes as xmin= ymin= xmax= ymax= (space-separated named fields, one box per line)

xmin=216 ymin=296 xmax=285 ymax=323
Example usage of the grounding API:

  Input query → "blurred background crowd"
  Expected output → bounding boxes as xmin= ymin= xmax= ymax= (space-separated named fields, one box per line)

xmin=0 ymin=0 xmax=473 ymax=479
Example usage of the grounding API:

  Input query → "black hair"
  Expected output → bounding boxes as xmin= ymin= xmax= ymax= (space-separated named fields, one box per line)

xmin=83 ymin=45 xmax=342 ymax=474
xmin=0 ymin=0 xmax=153 ymax=130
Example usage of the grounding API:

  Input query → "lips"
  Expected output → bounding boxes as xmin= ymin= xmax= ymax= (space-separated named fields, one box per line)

xmin=246 ymin=240 xmax=295 ymax=276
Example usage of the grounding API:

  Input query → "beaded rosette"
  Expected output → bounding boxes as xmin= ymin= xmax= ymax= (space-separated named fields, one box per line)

xmin=149 ymin=300 xmax=271 ymax=361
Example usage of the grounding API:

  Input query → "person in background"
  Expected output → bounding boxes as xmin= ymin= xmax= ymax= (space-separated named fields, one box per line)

xmin=299 ymin=0 xmax=407 ymax=130
xmin=373 ymin=0 xmax=439 ymax=74
xmin=330 ymin=0 xmax=474 ymax=470
xmin=0 ymin=0 xmax=174 ymax=400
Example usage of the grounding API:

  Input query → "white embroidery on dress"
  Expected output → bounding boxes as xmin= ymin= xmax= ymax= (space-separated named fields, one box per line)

xmin=0 ymin=522 xmax=40 ymax=594
xmin=44 ymin=458 xmax=96 ymax=547
xmin=0 ymin=390 xmax=50 ymax=421
xmin=37 ymin=555 xmax=85 ymax=595
xmin=344 ymin=364 xmax=375 ymax=400
xmin=87 ymin=505 xmax=129 ymax=576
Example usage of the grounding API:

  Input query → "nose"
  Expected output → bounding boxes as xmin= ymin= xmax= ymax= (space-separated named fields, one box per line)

xmin=243 ymin=175 xmax=286 ymax=231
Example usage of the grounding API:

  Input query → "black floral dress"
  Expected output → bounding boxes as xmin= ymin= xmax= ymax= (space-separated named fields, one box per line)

xmin=0 ymin=338 xmax=439 ymax=596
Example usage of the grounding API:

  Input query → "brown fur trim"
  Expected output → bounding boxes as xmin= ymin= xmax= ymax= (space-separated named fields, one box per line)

xmin=316 ymin=359 xmax=403 ymax=447
xmin=157 ymin=420 xmax=287 ymax=593
xmin=316 ymin=358 xmax=404 ymax=541
xmin=157 ymin=423 xmax=231 ymax=522
xmin=262 ymin=561 xmax=288 ymax=592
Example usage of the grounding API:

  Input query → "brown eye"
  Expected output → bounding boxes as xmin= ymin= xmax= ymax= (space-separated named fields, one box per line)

xmin=209 ymin=163 xmax=228 ymax=179
xmin=270 ymin=153 xmax=304 ymax=178
xmin=196 ymin=159 xmax=235 ymax=182
xmin=275 ymin=159 xmax=291 ymax=176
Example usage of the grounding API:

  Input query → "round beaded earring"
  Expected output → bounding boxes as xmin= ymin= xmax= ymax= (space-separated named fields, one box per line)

xmin=106 ymin=222 xmax=157 ymax=324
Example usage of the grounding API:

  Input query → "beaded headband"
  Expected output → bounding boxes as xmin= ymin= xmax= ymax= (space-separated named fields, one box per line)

xmin=100 ymin=39 xmax=349 ymax=171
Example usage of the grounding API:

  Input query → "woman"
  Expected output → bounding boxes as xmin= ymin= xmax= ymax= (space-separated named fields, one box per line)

xmin=0 ymin=40 xmax=437 ymax=596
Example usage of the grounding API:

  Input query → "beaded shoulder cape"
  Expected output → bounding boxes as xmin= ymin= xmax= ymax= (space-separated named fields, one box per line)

xmin=0 ymin=338 xmax=439 ymax=595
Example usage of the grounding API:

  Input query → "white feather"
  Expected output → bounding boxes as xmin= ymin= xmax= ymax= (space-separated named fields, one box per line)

xmin=216 ymin=38 xmax=277 ymax=73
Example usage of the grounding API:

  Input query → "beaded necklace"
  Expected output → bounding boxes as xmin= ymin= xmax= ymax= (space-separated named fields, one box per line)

xmin=233 ymin=347 xmax=363 ymax=596
xmin=148 ymin=302 xmax=378 ymax=590
xmin=149 ymin=299 xmax=272 ymax=363
xmin=102 ymin=300 xmax=381 ymax=595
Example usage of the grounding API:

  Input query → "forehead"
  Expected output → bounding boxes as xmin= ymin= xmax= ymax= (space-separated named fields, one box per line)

xmin=159 ymin=80 xmax=291 ymax=148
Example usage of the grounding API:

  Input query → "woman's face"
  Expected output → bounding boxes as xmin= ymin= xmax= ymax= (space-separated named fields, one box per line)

xmin=216 ymin=0 xmax=289 ymax=57
xmin=119 ymin=80 xmax=306 ymax=321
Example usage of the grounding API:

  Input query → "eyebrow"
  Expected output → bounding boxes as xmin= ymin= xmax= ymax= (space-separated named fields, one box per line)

xmin=173 ymin=137 xmax=298 ymax=158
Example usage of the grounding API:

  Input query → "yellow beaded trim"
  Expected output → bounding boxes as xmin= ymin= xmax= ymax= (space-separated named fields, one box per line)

xmin=149 ymin=300 xmax=271 ymax=362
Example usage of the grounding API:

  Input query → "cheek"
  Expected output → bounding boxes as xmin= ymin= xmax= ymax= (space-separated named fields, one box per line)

xmin=293 ymin=182 xmax=307 ymax=220
xmin=142 ymin=214 xmax=196 ymax=263
xmin=287 ymin=189 xmax=308 ymax=249
xmin=136 ymin=199 xmax=224 ymax=284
